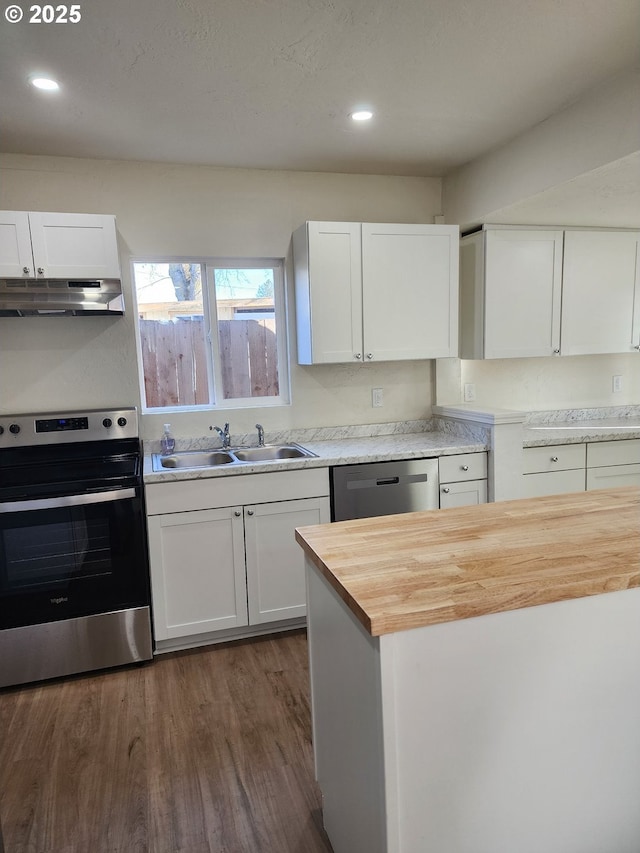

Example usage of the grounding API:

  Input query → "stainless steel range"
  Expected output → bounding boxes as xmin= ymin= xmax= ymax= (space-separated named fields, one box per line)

xmin=0 ymin=407 xmax=152 ymax=688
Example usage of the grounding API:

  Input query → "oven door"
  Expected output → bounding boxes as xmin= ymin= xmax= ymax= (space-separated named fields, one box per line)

xmin=0 ymin=488 xmax=150 ymax=630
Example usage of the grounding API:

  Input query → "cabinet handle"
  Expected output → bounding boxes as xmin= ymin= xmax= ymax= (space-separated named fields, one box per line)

xmin=553 ymin=348 xmax=560 ymax=354
xmin=37 ymin=267 xmax=45 ymax=275
xmin=550 ymin=456 xmax=559 ymax=463
xmin=234 ymin=510 xmax=241 ymax=517
xmin=246 ymin=509 xmax=254 ymax=516
xmin=366 ymin=353 xmax=373 ymax=360
xmin=442 ymin=487 xmax=450 ymax=493
xmin=354 ymin=353 xmax=362 ymax=360
xmin=461 ymin=465 xmax=469 ymax=471
xmin=635 ymin=345 xmax=640 ymax=351
xmin=23 ymin=266 xmax=30 ymax=274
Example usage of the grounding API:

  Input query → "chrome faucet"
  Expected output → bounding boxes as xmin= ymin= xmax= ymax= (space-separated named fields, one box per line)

xmin=212 ymin=422 xmax=231 ymax=448
xmin=255 ymin=423 xmax=265 ymax=447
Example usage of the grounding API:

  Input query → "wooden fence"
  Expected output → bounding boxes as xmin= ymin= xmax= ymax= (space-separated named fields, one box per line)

xmin=140 ymin=317 xmax=279 ymax=407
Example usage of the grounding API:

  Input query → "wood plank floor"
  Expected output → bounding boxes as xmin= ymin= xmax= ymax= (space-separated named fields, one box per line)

xmin=0 ymin=630 xmax=333 ymax=853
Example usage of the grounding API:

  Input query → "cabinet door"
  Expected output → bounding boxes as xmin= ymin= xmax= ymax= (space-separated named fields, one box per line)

xmin=147 ymin=507 xmax=248 ymax=641
xmin=439 ymin=480 xmax=487 ymax=508
xmin=561 ymin=230 xmax=640 ymax=355
xmin=28 ymin=212 xmax=121 ymax=279
xmin=296 ymin=221 xmax=363 ymax=363
xmin=244 ymin=497 xmax=330 ymax=624
xmin=0 ymin=211 xmax=34 ymax=277
xmin=484 ymin=229 xmax=563 ymax=358
xmin=361 ymin=224 xmax=459 ymax=360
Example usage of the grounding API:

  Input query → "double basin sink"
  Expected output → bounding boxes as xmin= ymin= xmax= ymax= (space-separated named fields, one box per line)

xmin=152 ymin=442 xmax=316 ymax=472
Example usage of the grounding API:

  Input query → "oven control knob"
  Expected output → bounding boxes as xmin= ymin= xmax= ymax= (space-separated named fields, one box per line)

xmin=117 ymin=417 xmax=127 ymax=427
xmin=9 ymin=423 xmax=20 ymax=435
xmin=102 ymin=418 xmax=113 ymax=428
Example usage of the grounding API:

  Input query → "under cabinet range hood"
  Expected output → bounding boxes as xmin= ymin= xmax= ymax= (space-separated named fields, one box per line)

xmin=0 ymin=278 xmax=124 ymax=316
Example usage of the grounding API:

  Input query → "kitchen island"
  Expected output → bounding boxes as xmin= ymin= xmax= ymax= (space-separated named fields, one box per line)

xmin=295 ymin=487 xmax=640 ymax=853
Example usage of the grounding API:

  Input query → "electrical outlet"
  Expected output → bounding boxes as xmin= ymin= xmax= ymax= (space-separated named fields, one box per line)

xmin=612 ymin=375 xmax=623 ymax=393
xmin=372 ymin=388 xmax=384 ymax=408
xmin=463 ymin=383 xmax=476 ymax=402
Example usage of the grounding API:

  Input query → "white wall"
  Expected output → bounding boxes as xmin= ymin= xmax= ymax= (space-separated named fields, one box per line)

xmin=436 ymin=354 xmax=640 ymax=411
xmin=0 ymin=153 xmax=441 ymax=438
xmin=442 ymin=69 xmax=640 ymax=231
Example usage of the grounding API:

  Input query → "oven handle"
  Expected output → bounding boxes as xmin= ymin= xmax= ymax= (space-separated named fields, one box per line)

xmin=0 ymin=488 xmax=137 ymax=513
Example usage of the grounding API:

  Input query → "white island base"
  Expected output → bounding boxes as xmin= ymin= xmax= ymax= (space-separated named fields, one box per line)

xmin=306 ymin=563 xmax=640 ymax=853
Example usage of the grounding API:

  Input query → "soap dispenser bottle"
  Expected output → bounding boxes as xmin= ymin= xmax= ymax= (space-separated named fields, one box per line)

xmin=160 ymin=423 xmax=175 ymax=456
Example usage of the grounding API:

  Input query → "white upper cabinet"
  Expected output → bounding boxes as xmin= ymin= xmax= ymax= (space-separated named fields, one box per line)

xmin=361 ymin=223 xmax=459 ymax=360
xmin=0 ymin=211 xmax=34 ymax=277
xmin=294 ymin=221 xmax=459 ymax=364
xmin=0 ymin=211 xmax=121 ymax=279
xmin=561 ymin=230 xmax=640 ymax=355
xmin=460 ymin=228 xmax=563 ymax=359
xmin=460 ymin=225 xmax=640 ymax=359
xmin=294 ymin=221 xmax=363 ymax=363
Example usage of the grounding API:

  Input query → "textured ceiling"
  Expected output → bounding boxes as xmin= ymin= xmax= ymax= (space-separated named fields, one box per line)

xmin=1 ymin=0 xmax=639 ymax=177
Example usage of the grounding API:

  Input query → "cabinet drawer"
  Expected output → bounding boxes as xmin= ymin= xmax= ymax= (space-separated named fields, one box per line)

xmin=521 ymin=469 xmax=585 ymax=498
xmin=587 ymin=439 xmax=640 ymax=468
xmin=439 ymin=452 xmax=487 ymax=483
xmin=586 ymin=464 xmax=640 ymax=490
xmin=522 ymin=443 xmax=585 ymax=474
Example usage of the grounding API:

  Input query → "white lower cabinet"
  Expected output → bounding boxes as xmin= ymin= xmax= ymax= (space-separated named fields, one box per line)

xmin=145 ymin=468 xmax=330 ymax=649
xmin=148 ymin=507 xmax=248 ymax=641
xmin=521 ymin=444 xmax=586 ymax=498
xmin=439 ymin=479 xmax=487 ymax=508
xmin=521 ymin=439 xmax=640 ymax=497
xmin=521 ymin=468 xmax=586 ymax=498
xmin=244 ymin=498 xmax=330 ymax=624
xmin=587 ymin=464 xmax=640 ymax=489
xmin=439 ymin=452 xmax=488 ymax=508
xmin=586 ymin=439 xmax=640 ymax=490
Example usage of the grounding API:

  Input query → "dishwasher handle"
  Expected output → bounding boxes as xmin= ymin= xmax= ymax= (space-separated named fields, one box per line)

xmin=347 ymin=473 xmax=430 ymax=490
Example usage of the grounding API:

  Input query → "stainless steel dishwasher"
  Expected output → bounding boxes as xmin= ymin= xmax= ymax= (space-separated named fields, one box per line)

xmin=331 ymin=458 xmax=439 ymax=521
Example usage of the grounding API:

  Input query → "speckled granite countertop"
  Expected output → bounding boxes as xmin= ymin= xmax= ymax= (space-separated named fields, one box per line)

xmin=142 ymin=407 xmax=640 ymax=483
xmin=143 ymin=419 xmax=489 ymax=484
xmin=522 ymin=407 xmax=640 ymax=447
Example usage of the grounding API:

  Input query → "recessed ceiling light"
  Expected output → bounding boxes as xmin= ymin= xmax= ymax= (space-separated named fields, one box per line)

xmin=350 ymin=110 xmax=373 ymax=122
xmin=30 ymin=76 xmax=60 ymax=91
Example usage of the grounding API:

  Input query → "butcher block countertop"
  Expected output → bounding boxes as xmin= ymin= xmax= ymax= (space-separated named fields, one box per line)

xmin=295 ymin=486 xmax=640 ymax=637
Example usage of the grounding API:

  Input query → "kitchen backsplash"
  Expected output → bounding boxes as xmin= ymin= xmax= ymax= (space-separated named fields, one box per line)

xmin=143 ymin=417 xmax=490 ymax=454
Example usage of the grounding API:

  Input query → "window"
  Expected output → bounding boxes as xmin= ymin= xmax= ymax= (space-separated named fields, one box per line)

xmin=132 ymin=259 xmax=289 ymax=411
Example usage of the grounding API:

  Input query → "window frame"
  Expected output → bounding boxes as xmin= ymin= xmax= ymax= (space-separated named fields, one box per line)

xmin=131 ymin=256 xmax=290 ymax=414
